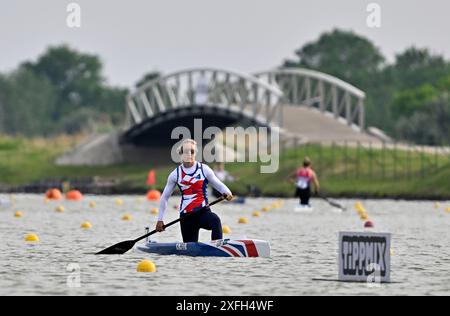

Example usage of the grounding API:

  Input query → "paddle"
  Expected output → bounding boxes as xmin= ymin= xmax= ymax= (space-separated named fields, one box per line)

xmin=319 ymin=195 xmax=347 ymax=211
xmin=96 ymin=196 xmax=225 ymax=255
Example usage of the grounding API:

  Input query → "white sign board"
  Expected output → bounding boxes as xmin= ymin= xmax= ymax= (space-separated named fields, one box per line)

xmin=339 ymin=232 xmax=391 ymax=283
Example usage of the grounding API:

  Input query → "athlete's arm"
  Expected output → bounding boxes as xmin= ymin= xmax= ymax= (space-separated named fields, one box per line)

xmin=203 ymin=164 xmax=233 ymax=200
xmin=287 ymin=171 xmax=297 ymax=183
xmin=155 ymin=170 xmax=177 ymax=231
xmin=312 ymin=171 xmax=320 ymax=195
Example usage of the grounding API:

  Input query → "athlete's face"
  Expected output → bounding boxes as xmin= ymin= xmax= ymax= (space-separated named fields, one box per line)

xmin=181 ymin=144 xmax=196 ymax=164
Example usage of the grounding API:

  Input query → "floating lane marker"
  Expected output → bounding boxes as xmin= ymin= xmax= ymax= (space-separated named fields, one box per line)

xmin=151 ymin=208 xmax=158 ymax=215
xmin=360 ymin=213 xmax=369 ymax=221
xmin=238 ymin=217 xmax=248 ymax=224
xmin=115 ymin=198 xmax=124 ymax=206
xmin=122 ymin=214 xmax=132 ymax=221
xmin=222 ymin=225 xmax=232 ymax=234
xmin=25 ymin=234 xmax=39 ymax=242
xmin=81 ymin=222 xmax=92 ymax=229
xmin=89 ymin=201 xmax=96 ymax=208
xmin=55 ymin=206 xmax=65 ymax=213
xmin=252 ymin=211 xmax=261 ymax=217
xmin=147 ymin=190 xmax=161 ymax=201
xmin=137 ymin=260 xmax=156 ymax=273
xmin=14 ymin=211 xmax=23 ymax=218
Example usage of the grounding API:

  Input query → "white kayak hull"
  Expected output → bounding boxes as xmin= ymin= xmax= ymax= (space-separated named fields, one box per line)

xmin=294 ymin=205 xmax=313 ymax=213
xmin=136 ymin=239 xmax=271 ymax=258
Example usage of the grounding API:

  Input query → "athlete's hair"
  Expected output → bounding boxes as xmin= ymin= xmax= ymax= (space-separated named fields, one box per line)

xmin=177 ymin=139 xmax=198 ymax=155
xmin=303 ymin=156 xmax=311 ymax=167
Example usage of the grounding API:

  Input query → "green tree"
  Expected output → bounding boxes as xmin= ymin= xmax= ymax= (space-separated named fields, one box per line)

xmin=390 ymin=84 xmax=438 ymax=120
xmin=135 ymin=71 xmax=161 ymax=89
xmin=19 ymin=44 xmax=128 ymax=134
xmin=395 ymin=94 xmax=450 ymax=145
xmin=388 ymin=47 xmax=450 ymax=91
xmin=0 ymin=67 xmax=57 ymax=136
xmin=284 ymin=29 xmax=385 ymax=89
xmin=23 ymin=45 xmax=104 ymax=118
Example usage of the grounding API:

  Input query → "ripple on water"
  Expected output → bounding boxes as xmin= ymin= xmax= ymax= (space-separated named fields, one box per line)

xmin=0 ymin=195 xmax=449 ymax=295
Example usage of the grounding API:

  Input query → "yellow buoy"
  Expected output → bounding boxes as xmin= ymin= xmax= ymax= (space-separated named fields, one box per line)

xmin=14 ymin=211 xmax=23 ymax=218
xmin=360 ymin=213 xmax=369 ymax=221
xmin=25 ymin=234 xmax=39 ymax=242
xmin=55 ymin=206 xmax=65 ymax=213
xmin=446 ymin=207 xmax=450 ymax=213
xmin=262 ymin=207 xmax=270 ymax=213
xmin=89 ymin=201 xmax=96 ymax=208
xmin=122 ymin=214 xmax=132 ymax=221
xmin=390 ymin=248 xmax=394 ymax=256
xmin=151 ymin=207 xmax=158 ymax=215
xmin=44 ymin=198 xmax=50 ymax=204
xmin=115 ymin=198 xmax=124 ymax=206
xmin=355 ymin=202 xmax=366 ymax=213
xmin=252 ymin=211 xmax=261 ymax=217
xmin=238 ymin=217 xmax=248 ymax=224
xmin=222 ymin=225 xmax=232 ymax=234
xmin=434 ymin=202 xmax=440 ymax=209
xmin=81 ymin=222 xmax=92 ymax=229
xmin=137 ymin=260 xmax=156 ymax=273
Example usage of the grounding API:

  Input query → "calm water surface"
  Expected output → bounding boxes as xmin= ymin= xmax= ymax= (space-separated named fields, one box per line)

xmin=0 ymin=194 xmax=449 ymax=295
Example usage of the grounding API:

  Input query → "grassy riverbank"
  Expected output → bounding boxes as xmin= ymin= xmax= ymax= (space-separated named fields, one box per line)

xmin=1 ymin=135 xmax=449 ymax=199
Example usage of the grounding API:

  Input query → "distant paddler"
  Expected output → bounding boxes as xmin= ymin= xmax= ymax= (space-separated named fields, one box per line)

xmin=288 ymin=157 xmax=320 ymax=207
xmin=212 ymin=163 xmax=252 ymax=203
xmin=212 ymin=162 xmax=236 ymax=199
xmin=155 ymin=139 xmax=233 ymax=242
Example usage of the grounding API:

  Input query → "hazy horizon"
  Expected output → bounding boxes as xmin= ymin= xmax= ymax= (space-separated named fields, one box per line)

xmin=1 ymin=0 xmax=449 ymax=88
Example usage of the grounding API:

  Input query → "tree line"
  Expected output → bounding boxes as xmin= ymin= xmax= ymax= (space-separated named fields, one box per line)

xmin=0 ymin=45 xmax=128 ymax=137
xmin=283 ymin=29 xmax=450 ymax=146
xmin=0 ymin=30 xmax=449 ymax=145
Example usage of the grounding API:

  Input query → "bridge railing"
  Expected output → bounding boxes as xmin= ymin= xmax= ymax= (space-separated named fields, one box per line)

xmin=254 ymin=69 xmax=366 ymax=131
xmin=125 ymin=68 xmax=285 ymax=129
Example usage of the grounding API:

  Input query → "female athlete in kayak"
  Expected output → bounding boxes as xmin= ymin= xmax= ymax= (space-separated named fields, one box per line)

xmin=155 ymin=139 xmax=233 ymax=242
xmin=289 ymin=157 xmax=320 ymax=206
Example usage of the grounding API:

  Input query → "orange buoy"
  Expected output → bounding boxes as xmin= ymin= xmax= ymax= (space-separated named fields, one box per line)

xmin=66 ymin=190 xmax=83 ymax=201
xmin=147 ymin=190 xmax=161 ymax=201
xmin=45 ymin=188 xmax=62 ymax=200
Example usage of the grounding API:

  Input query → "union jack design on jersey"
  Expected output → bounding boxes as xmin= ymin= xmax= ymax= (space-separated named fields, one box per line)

xmin=176 ymin=162 xmax=209 ymax=213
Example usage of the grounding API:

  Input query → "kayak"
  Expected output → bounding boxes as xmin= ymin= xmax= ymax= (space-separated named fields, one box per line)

xmin=230 ymin=196 xmax=246 ymax=204
xmin=294 ymin=205 xmax=313 ymax=213
xmin=136 ymin=239 xmax=270 ymax=258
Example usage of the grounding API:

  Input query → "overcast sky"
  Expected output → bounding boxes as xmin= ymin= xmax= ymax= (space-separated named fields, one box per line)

xmin=1 ymin=0 xmax=449 ymax=88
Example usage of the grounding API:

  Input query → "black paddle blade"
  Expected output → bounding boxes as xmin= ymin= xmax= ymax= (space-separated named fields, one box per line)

xmin=96 ymin=240 xmax=136 ymax=255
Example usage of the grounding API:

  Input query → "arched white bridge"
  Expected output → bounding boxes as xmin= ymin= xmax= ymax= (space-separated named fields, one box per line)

xmin=124 ymin=67 xmax=366 ymax=142
xmin=254 ymin=68 xmax=365 ymax=130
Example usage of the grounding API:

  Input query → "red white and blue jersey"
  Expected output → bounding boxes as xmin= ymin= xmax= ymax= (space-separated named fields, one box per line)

xmin=157 ymin=162 xmax=232 ymax=222
xmin=176 ymin=162 xmax=209 ymax=214
xmin=296 ymin=167 xmax=313 ymax=189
